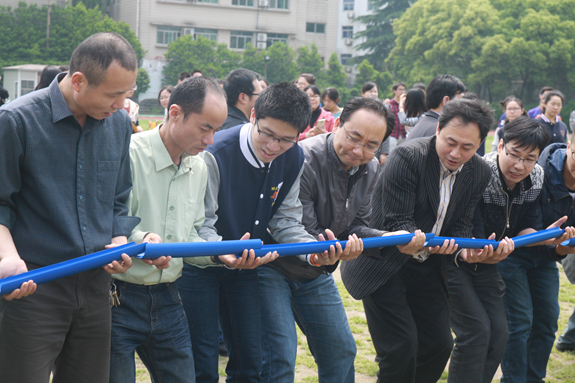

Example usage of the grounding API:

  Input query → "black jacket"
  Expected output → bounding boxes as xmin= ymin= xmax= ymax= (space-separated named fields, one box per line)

xmin=220 ymin=104 xmax=249 ymax=131
xmin=341 ymin=136 xmax=491 ymax=299
xmin=405 ymin=110 xmax=439 ymax=141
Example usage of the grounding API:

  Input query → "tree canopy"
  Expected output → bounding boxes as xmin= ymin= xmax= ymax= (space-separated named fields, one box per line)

xmin=387 ymin=0 xmax=575 ymax=103
xmin=0 ymin=3 xmax=144 ymax=69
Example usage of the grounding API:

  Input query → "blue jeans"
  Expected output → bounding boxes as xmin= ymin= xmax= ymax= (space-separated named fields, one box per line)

xmin=496 ymin=252 xmax=560 ymax=383
xmin=109 ymin=280 xmax=195 ymax=383
xmin=178 ymin=263 xmax=262 ymax=383
xmin=258 ymin=266 xmax=356 ymax=383
xmin=446 ymin=261 xmax=508 ymax=383
xmin=557 ymin=306 xmax=575 ymax=348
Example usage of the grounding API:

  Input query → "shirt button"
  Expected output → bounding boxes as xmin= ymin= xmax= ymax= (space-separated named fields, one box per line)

xmin=79 ymin=195 xmax=83 ymax=200
xmin=78 ymin=164 xmax=82 ymax=169
xmin=82 ymin=226 xmax=86 ymax=231
xmin=255 ymin=220 xmax=259 ymax=225
xmin=170 ymin=206 xmax=175 ymax=211
xmin=167 ymin=235 xmax=172 ymax=240
xmin=260 ymin=194 xmax=264 ymax=199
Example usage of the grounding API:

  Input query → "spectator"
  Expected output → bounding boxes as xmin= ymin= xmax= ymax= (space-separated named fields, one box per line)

xmin=387 ymin=82 xmax=407 ymax=152
xmin=0 ymin=86 xmax=8 ymax=106
xmin=295 ymin=73 xmax=316 ymax=90
xmin=191 ymin=69 xmax=203 ymax=77
xmin=58 ymin=65 xmax=69 ymax=72
xmin=361 ymin=81 xmax=379 ymax=99
xmin=221 ymin=68 xmax=262 ymax=131
xmin=35 ymin=66 xmax=62 ymax=90
xmin=399 ymin=88 xmax=427 ymax=132
xmin=0 ymin=31 xmax=138 ymax=383
xmin=299 ymin=85 xmax=335 ymax=140
xmin=528 ymin=86 xmax=554 ymax=119
xmin=407 ymin=74 xmax=466 ymax=141
xmin=412 ymin=82 xmax=426 ymax=92
xmin=123 ymin=86 xmax=142 ymax=133
xmin=492 ymin=96 xmax=527 ymax=152
xmin=158 ymin=85 xmax=174 ymax=122
xmin=537 ymin=90 xmax=568 ymax=145
xmin=321 ymin=87 xmax=343 ymax=119
xmin=178 ymin=72 xmax=191 ymax=85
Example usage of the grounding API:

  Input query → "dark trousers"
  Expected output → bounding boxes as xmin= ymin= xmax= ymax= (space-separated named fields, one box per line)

xmin=178 ymin=263 xmax=262 ymax=383
xmin=0 ymin=265 xmax=111 ymax=383
xmin=362 ymin=257 xmax=453 ymax=383
xmin=446 ymin=261 xmax=508 ymax=383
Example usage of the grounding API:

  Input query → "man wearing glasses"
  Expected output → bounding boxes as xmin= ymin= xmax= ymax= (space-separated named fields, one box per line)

xmin=258 ymin=97 xmax=427 ymax=383
xmin=447 ymin=116 xmax=574 ymax=383
xmin=220 ymin=68 xmax=262 ymax=131
xmin=178 ymin=82 xmax=363 ymax=383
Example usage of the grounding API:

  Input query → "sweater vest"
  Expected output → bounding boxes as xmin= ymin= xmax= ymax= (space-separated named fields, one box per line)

xmin=208 ymin=125 xmax=305 ymax=242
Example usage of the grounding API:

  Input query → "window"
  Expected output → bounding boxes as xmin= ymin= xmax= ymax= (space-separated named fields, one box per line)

xmin=306 ymin=23 xmax=325 ymax=34
xmin=230 ymin=31 xmax=253 ymax=49
xmin=269 ymin=0 xmax=288 ymax=9
xmin=195 ymin=28 xmax=218 ymax=41
xmin=266 ymin=33 xmax=288 ymax=47
xmin=343 ymin=0 xmax=354 ymax=11
xmin=197 ymin=0 xmax=218 ymax=3
xmin=340 ymin=54 xmax=352 ymax=66
xmin=157 ymin=25 xmax=181 ymax=45
xmin=21 ymin=80 xmax=35 ymax=96
xmin=232 ymin=0 xmax=254 ymax=6
xmin=342 ymin=26 xmax=353 ymax=39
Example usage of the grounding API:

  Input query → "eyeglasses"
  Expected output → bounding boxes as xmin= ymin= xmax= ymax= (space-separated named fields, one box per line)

xmin=308 ymin=94 xmax=320 ymax=99
xmin=506 ymin=107 xmax=522 ymax=112
xmin=342 ymin=125 xmax=379 ymax=154
xmin=255 ymin=120 xmax=298 ymax=148
xmin=504 ymin=145 xmax=537 ymax=167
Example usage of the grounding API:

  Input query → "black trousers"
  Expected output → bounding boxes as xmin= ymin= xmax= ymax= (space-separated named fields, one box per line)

xmin=0 ymin=264 xmax=112 ymax=383
xmin=362 ymin=257 xmax=453 ymax=383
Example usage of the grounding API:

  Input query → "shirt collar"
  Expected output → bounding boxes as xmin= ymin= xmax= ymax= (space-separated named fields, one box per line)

xmin=539 ymin=114 xmax=559 ymax=124
xmin=152 ymin=125 xmax=192 ymax=173
xmin=439 ymin=159 xmax=463 ymax=177
xmin=49 ymin=73 xmax=76 ymax=124
xmin=239 ymin=122 xmax=270 ymax=168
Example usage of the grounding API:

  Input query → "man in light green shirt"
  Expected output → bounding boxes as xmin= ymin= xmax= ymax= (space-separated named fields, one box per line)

xmin=109 ymin=77 xmax=228 ymax=383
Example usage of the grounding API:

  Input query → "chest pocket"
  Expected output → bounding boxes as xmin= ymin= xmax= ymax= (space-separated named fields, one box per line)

xmin=97 ymin=160 xmax=120 ymax=205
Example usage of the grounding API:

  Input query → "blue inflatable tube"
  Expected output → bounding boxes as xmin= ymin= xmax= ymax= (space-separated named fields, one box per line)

xmin=138 ymin=239 xmax=263 ymax=259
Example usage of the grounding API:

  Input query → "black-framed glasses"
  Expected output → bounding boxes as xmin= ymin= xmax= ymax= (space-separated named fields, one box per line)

xmin=255 ymin=120 xmax=298 ymax=148
xmin=504 ymin=145 xmax=537 ymax=167
xmin=342 ymin=125 xmax=379 ymax=154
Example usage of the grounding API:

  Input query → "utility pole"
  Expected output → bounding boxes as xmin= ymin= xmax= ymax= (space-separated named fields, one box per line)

xmin=46 ymin=1 xmax=51 ymax=49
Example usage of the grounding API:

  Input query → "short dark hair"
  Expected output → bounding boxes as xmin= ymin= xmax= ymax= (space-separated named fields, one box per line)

xmin=35 ymin=66 xmax=62 ymax=90
xmin=179 ymin=72 xmax=191 ymax=81
xmin=224 ymin=68 xmax=259 ymax=106
xmin=340 ymin=97 xmax=394 ymax=142
xmin=167 ymin=76 xmax=226 ymax=122
xmin=254 ymin=82 xmax=311 ymax=134
xmin=462 ymin=92 xmax=479 ymax=101
xmin=404 ymin=88 xmax=427 ymax=118
xmin=438 ymin=98 xmax=494 ymax=142
xmin=259 ymin=77 xmax=269 ymax=86
xmin=303 ymin=85 xmax=321 ymax=96
xmin=502 ymin=116 xmax=550 ymax=154
xmin=412 ymin=82 xmax=426 ymax=91
xmin=392 ymin=82 xmax=406 ymax=91
xmin=539 ymin=86 xmax=554 ymax=95
xmin=191 ymin=69 xmax=203 ymax=76
xmin=298 ymin=73 xmax=316 ymax=85
xmin=158 ymin=85 xmax=175 ymax=106
xmin=500 ymin=95 xmax=524 ymax=109
xmin=543 ymin=90 xmax=564 ymax=104
xmin=362 ymin=82 xmax=377 ymax=94
xmin=426 ymin=74 xmax=466 ymax=109
xmin=69 ymin=32 xmax=137 ymax=87
xmin=322 ymin=87 xmax=339 ymax=103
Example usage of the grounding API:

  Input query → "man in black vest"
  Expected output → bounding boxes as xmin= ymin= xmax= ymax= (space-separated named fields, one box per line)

xmin=178 ymin=82 xmax=363 ymax=383
xmin=342 ymin=99 xmax=501 ymax=383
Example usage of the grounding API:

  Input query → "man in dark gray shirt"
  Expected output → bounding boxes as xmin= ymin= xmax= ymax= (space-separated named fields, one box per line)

xmin=220 ymin=68 xmax=262 ymax=131
xmin=0 ymin=33 xmax=140 ymax=383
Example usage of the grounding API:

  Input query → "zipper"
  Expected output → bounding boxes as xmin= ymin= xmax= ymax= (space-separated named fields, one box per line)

xmin=498 ymin=192 xmax=511 ymax=241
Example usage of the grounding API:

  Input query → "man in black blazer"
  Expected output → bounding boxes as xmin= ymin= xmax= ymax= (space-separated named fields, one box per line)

xmin=341 ymin=99 xmax=496 ymax=383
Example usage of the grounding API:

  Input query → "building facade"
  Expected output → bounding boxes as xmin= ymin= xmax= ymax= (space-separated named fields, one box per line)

xmin=105 ymin=0 xmax=339 ymax=103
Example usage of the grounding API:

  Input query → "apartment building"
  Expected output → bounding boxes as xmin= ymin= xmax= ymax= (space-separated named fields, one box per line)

xmin=105 ymin=0 xmax=338 ymax=102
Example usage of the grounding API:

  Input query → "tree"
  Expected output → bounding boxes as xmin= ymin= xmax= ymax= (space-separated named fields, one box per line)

xmin=241 ymin=43 xmax=266 ymax=76
xmin=264 ymin=42 xmax=298 ymax=84
xmin=353 ymin=0 xmax=411 ymax=71
xmin=320 ymin=53 xmax=347 ymax=89
xmin=387 ymin=0 xmax=575 ymax=104
xmin=163 ymin=36 xmax=241 ymax=84
xmin=296 ymin=43 xmax=324 ymax=76
xmin=0 ymin=3 xmax=144 ymax=68
xmin=135 ymin=67 xmax=150 ymax=99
